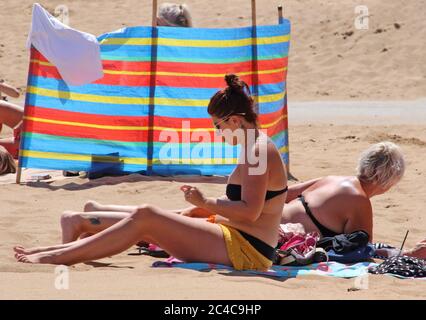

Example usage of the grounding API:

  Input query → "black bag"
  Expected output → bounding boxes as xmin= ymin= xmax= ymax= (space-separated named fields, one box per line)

xmin=317 ymin=230 xmax=369 ymax=253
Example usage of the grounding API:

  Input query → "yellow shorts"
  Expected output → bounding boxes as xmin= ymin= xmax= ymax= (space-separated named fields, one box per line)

xmin=218 ymin=224 xmax=273 ymax=272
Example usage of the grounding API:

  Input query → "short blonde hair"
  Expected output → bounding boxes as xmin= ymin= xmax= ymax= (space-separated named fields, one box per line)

xmin=356 ymin=142 xmax=405 ymax=189
xmin=0 ymin=146 xmax=17 ymax=175
xmin=158 ymin=3 xmax=192 ymax=27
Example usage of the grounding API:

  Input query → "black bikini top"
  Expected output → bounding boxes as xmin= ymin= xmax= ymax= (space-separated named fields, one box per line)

xmin=226 ymin=184 xmax=288 ymax=201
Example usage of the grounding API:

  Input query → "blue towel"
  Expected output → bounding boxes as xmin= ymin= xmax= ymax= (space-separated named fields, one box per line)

xmin=152 ymin=260 xmax=374 ymax=279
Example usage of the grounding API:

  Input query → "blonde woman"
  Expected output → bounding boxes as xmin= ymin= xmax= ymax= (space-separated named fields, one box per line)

xmin=282 ymin=142 xmax=405 ymax=241
xmin=0 ymin=146 xmax=16 ymax=175
xmin=157 ymin=3 xmax=193 ymax=27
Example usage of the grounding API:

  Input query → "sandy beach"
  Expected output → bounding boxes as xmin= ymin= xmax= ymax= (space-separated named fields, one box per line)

xmin=1 ymin=0 xmax=426 ymax=299
xmin=1 ymin=105 xmax=426 ymax=299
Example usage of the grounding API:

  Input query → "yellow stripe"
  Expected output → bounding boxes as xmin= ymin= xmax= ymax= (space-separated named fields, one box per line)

xmin=24 ymin=114 xmax=286 ymax=132
xmin=28 ymin=86 xmax=285 ymax=106
xmin=260 ymin=114 xmax=287 ymax=129
xmin=31 ymin=59 xmax=52 ymax=66
xmin=103 ymin=67 xmax=287 ymax=77
xmin=30 ymin=60 xmax=286 ymax=78
xmin=278 ymin=146 xmax=289 ymax=154
xmin=21 ymin=150 xmax=238 ymax=165
xmin=100 ymin=35 xmax=290 ymax=47
xmin=24 ymin=116 xmax=145 ymax=131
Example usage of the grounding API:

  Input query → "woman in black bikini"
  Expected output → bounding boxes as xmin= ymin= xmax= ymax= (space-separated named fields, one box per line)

xmin=281 ymin=141 xmax=405 ymax=241
xmin=0 ymin=81 xmax=23 ymax=174
xmin=14 ymin=74 xmax=288 ymax=270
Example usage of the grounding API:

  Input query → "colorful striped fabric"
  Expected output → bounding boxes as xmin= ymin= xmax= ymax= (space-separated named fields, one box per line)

xmin=20 ymin=21 xmax=290 ymax=175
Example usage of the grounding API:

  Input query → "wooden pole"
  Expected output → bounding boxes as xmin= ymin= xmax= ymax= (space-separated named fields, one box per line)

xmin=152 ymin=0 xmax=158 ymax=27
xmin=278 ymin=5 xmax=283 ymax=24
xmin=277 ymin=5 xmax=296 ymax=180
xmin=147 ymin=0 xmax=158 ymax=175
xmin=251 ymin=0 xmax=257 ymax=26
xmin=15 ymin=161 xmax=22 ymax=184
xmin=250 ymin=0 xmax=259 ymax=114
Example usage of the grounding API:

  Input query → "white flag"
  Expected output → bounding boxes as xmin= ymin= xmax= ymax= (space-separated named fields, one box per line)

xmin=27 ymin=3 xmax=104 ymax=86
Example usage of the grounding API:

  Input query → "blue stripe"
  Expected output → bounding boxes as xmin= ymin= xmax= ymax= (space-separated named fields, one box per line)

xmin=150 ymin=164 xmax=234 ymax=176
xmin=27 ymin=92 xmax=285 ymax=117
xmin=20 ymin=156 xmax=236 ymax=175
xmin=97 ymin=21 xmax=290 ymax=42
xmin=21 ymin=131 xmax=287 ymax=157
xmin=100 ymin=43 xmax=289 ymax=60
xmin=22 ymin=137 xmax=147 ymax=158
xmin=270 ymin=130 xmax=288 ymax=147
xmin=20 ymin=157 xmax=146 ymax=173
xmin=22 ymin=136 xmax=242 ymax=160
xmin=29 ymin=76 xmax=285 ymax=99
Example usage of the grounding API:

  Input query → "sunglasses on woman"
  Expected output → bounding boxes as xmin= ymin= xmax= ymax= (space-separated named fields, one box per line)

xmin=213 ymin=112 xmax=246 ymax=130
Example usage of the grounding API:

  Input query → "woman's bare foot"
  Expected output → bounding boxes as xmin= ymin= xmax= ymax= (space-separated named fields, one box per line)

xmin=404 ymin=238 xmax=426 ymax=259
xmin=15 ymin=252 xmax=56 ymax=264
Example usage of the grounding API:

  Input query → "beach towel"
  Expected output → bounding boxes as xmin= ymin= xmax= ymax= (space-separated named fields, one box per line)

xmin=27 ymin=3 xmax=103 ymax=86
xmin=152 ymin=258 xmax=426 ymax=280
xmin=152 ymin=258 xmax=373 ymax=279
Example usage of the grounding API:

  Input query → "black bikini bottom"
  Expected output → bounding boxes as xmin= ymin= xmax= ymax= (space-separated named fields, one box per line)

xmin=237 ymin=229 xmax=276 ymax=261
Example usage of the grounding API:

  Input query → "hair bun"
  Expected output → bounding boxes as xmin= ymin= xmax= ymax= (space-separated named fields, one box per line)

xmin=224 ymin=74 xmax=244 ymax=92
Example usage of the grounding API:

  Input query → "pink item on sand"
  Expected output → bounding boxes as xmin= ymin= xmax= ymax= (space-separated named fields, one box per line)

xmin=147 ymin=244 xmax=165 ymax=252
xmin=276 ymin=232 xmax=326 ymax=266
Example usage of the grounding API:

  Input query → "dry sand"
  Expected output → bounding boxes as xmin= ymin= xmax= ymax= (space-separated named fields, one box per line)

xmin=1 ymin=107 xmax=426 ymax=299
xmin=0 ymin=0 xmax=425 ymax=100
xmin=1 ymin=0 xmax=426 ymax=299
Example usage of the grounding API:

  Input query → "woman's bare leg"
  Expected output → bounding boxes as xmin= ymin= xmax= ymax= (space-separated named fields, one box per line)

xmin=83 ymin=200 xmax=138 ymax=213
xmin=61 ymin=210 xmax=137 ymax=243
xmin=0 ymin=101 xmax=23 ymax=128
xmin=83 ymin=200 xmax=181 ymax=214
xmin=404 ymin=238 xmax=426 ymax=259
xmin=78 ymin=201 xmax=181 ymax=245
xmin=15 ymin=204 xmax=232 ymax=266
xmin=15 ymin=210 xmax=141 ymax=254
xmin=14 ymin=242 xmax=75 ymax=255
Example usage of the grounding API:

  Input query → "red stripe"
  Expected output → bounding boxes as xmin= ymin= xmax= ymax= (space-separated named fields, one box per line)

xmin=25 ymin=114 xmax=287 ymax=143
xmin=31 ymin=48 xmax=49 ymax=62
xmin=26 ymin=105 xmax=147 ymax=126
xmin=100 ymin=58 xmax=288 ymax=73
xmin=26 ymin=120 xmax=147 ymax=142
xmin=31 ymin=46 xmax=287 ymax=74
xmin=26 ymin=104 xmax=286 ymax=129
xmin=31 ymin=63 xmax=286 ymax=87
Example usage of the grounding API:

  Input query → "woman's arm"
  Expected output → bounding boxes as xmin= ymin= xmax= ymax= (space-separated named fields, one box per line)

xmin=0 ymin=82 xmax=20 ymax=99
xmin=185 ymin=144 xmax=272 ymax=223
xmin=286 ymin=178 xmax=323 ymax=203
xmin=178 ymin=195 xmax=228 ymax=217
